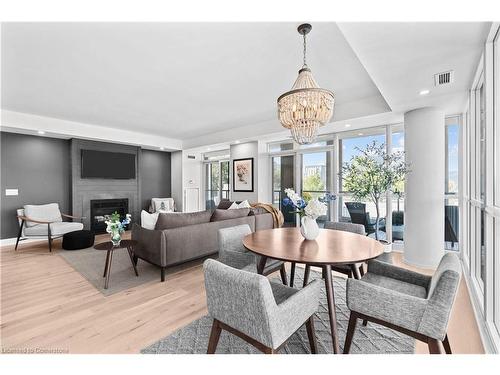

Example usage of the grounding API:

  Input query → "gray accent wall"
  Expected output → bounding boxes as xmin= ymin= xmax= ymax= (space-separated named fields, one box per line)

xmin=1 ymin=132 xmax=71 ymax=239
xmin=140 ymin=149 xmax=171 ymax=211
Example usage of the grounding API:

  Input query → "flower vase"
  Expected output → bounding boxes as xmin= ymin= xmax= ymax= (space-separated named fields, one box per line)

xmin=300 ymin=216 xmax=320 ymax=240
xmin=111 ymin=231 xmax=121 ymax=247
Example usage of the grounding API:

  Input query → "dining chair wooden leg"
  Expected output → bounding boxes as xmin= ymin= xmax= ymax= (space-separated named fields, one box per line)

xmin=305 ymin=316 xmax=318 ymax=354
xmin=323 ymin=265 xmax=340 ymax=354
xmin=351 ymin=264 xmax=362 ymax=280
xmin=442 ymin=334 xmax=452 ymax=354
xmin=279 ymin=265 xmax=287 ymax=285
xmin=343 ymin=311 xmax=358 ymax=354
xmin=207 ymin=319 xmax=222 ymax=354
xmin=289 ymin=262 xmax=296 ymax=287
xmin=359 ymin=264 xmax=365 ymax=277
xmin=303 ymin=264 xmax=311 ymax=287
xmin=428 ymin=338 xmax=442 ymax=354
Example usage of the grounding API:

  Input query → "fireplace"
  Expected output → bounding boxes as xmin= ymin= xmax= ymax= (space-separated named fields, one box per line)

xmin=90 ymin=198 xmax=129 ymax=234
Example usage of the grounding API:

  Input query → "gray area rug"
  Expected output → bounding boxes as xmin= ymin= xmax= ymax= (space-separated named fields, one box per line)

xmin=59 ymin=246 xmax=162 ymax=296
xmin=60 ymin=245 xmax=214 ymax=296
xmin=142 ymin=268 xmax=415 ymax=354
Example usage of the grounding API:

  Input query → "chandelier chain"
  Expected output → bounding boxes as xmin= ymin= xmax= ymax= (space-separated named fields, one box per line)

xmin=303 ymin=33 xmax=307 ymax=67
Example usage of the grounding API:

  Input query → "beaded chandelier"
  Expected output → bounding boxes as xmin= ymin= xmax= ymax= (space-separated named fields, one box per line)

xmin=277 ymin=24 xmax=335 ymax=145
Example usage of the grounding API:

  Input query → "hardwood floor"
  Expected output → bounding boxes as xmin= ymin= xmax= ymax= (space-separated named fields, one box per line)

xmin=0 ymin=234 xmax=484 ymax=354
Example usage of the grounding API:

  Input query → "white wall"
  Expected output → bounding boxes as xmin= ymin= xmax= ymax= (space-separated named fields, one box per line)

xmin=257 ymin=140 xmax=271 ymax=204
xmin=230 ymin=141 xmax=259 ymax=203
xmin=170 ymin=151 xmax=183 ymax=211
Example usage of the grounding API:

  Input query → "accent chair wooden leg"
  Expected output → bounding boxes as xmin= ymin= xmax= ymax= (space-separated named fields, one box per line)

xmin=303 ymin=264 xmax=311 ymax=287
xmin=160 ymin=267 xmax=166 ymax=282
xmin=15 ymin=220 xmax=24 ymax=250
xmin=289 ymin=262 xmax=296 ymax=287
xmin=305 ymin=316 xmax=318 ymax=354
xmin=428 ymin=338 xmax=442 ymax=354
xmin=279 ymin=264 xmax=287 ymax=285
xmin=47 ymin=224 xmax=52 ymax=252
xmin=343 ymin=311 xmax=358 ymax=354
xmin=133 ymin=255 xmax=138 ymax=266
xmin=442 ymin=334 xmax=452 ymax=354
xmin=207 ymin=319 xmax=222 ymax=354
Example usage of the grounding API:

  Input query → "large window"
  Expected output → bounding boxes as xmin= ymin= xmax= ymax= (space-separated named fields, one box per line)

xmin=203 ymin=151 xmax=230 ymax=210
xmin=391 ymin=125 xmax=405 ymax=243
xmin=445 ymin=120 xmax=460 ymax=251
xmin=339 ymin=128 xmax=387 ymax=238
xmin=301 ymin=151 xmax=331 ymax=226
xmin=272 ymin=154 xmax=295 ymax=227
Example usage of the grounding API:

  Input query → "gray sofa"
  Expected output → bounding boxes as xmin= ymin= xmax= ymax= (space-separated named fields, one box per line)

xmin=131 ymin=208 xmax=274 ymax=282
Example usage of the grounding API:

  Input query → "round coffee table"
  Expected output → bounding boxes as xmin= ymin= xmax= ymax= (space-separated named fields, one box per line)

xmin=243 ymin=227 xmax=384 ymax=354
xmin=94 ymin=240 xmax=139 ymax=289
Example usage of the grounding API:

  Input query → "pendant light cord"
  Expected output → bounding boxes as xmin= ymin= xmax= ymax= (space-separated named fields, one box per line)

xmin=303 ymin=32 xmax=307 ymax=68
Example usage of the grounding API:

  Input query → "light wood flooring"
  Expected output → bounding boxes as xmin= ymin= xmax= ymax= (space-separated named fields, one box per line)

xmin=0 ymin=233 xmax=484 ymax=354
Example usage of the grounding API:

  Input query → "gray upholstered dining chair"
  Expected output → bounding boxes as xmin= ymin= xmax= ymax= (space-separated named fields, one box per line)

xmin=203 ymin=259 xmax=322 ymax=354
xmin=16 ymin=203 xmax=84 ymax=252
xmin=343 ymin=253 xmax=461 ymax=354
xmin=218 ymin=224 xmax=288 ymax=285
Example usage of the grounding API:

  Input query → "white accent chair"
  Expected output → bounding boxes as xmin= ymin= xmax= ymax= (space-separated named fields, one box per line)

xmin=149 ymin=198 xmax=175 ymax=213
xmin=16 ymin=203 xmax=84 ymax=252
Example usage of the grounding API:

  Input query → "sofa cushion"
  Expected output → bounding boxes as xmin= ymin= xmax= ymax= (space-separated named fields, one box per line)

xmin=24 ymin=203 xmax=62 ymax=227
xmin=210 ymin=208 xmax=250 ymax=222
xmin=24 ymin=222 xmax=84 ymax=236
xmin=155 ymin=210 xmax=212 ymax=230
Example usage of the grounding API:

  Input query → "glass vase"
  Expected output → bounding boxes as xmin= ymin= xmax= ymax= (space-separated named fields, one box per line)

xmin=111 ymin=231 xmax=121 ymax=247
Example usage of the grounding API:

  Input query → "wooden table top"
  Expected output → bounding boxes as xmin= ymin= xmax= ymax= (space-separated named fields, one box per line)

xmin=243 ymin=227 xmax=384 ymax=266
xmin=93 ymin=240 xmax=137 ymax=251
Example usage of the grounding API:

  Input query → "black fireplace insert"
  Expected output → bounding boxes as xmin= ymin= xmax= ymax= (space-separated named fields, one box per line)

xmin=90 ymin=198 xmax=129 ymax=234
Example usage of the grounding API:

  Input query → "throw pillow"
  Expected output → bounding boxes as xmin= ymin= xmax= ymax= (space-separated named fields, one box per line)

xmin=228 ymin=202 xmax=239 ymax=210
xmin=210 ymin=208 xmax=251 ymax=222
xmin=238 ymin=200 xmax=251 ymax=208
xmin=141 ymin=210 xmax=159 ymax=230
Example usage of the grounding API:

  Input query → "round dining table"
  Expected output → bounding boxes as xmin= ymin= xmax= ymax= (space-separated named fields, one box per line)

xmin=243 ymin=227 xmax=384 ymax=354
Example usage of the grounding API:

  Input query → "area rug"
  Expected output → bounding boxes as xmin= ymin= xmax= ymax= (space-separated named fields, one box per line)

xmin=142 ymin=268 xmax=415 ymax=354
xmin=59 ymin=246 xmax=213 ymax=296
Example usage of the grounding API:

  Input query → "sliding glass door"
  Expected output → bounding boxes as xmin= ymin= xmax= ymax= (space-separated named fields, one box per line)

xmin=204 ymin=160 xmax=229 ymax=210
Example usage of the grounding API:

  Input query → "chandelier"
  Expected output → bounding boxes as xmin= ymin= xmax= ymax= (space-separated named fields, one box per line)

xmin=277 ymin=24 xmax=335 ymax=145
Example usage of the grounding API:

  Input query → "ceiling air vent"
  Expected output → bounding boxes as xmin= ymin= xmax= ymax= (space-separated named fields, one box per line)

xmin=187 ymin=155 xmax=196 ymax=159
xmin=434 ymin=71 xmax=454 ymax=86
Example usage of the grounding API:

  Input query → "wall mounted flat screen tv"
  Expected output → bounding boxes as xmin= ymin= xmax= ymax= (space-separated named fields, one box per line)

xmin=81 ymin=150 xmax=136 ymax=179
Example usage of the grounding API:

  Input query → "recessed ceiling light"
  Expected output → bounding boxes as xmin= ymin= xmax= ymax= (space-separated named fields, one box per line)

xmin=235 ymin=140 xmax=240 ymax=144
xmin=37 ymin=130 xmax=45 ymax=135
xmin=160 ymin=147 xmax=165 ymax=151
xmin=207 ymin=147 xmax=211 ymax=151
xmin=419 ymin=89 xmax=430 ymax=96
xmin=345 ymin=124 xmax=351 ymax=128
xmin=358 ymin=133 xmax=364 ymax=136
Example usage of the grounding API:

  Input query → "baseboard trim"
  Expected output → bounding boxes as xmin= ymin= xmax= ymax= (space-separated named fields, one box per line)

xmin=460 ymin=253 xmax=498 ymax=354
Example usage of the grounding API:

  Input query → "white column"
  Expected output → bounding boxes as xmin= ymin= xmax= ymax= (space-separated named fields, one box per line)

xmin=385 ymin=124 xmax=393 ymax=243
xmin=404 ymin=107 xmax=445 ymax=268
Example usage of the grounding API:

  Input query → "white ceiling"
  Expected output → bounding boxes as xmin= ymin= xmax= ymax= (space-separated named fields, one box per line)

xmin=337 ymin=22 xmax=491 ymax=114
xmin=1 ymin=22 xmax=491 ymax=149
xmin=1 ymin=22 xmax=389 ymax=142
